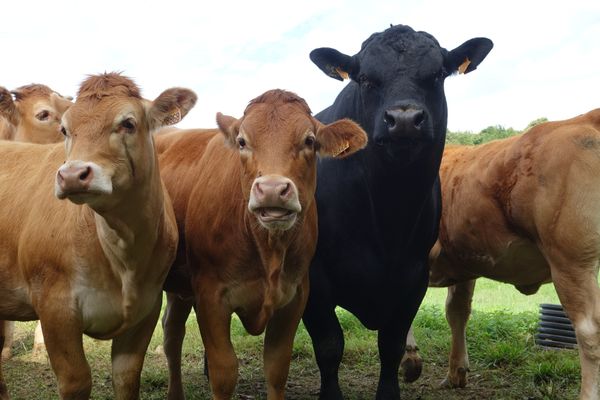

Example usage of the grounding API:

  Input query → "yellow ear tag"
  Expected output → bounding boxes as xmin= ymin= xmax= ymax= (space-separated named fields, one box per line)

xmin=333 ymin=140 xmax=350 ymax=158
xmin=458 ymin=58 xmax=471 ymax=74
xmin=335 ymin=68 xmax=350 ymax=80
xmin=163 ymin=108 xmax=182 ymax=125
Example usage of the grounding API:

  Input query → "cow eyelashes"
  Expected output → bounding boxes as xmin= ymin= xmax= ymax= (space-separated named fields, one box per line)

xmin=119 ymin=118 xmax=136 ymax=134
xmin=36 ymin=110 xmax=50 ymax=121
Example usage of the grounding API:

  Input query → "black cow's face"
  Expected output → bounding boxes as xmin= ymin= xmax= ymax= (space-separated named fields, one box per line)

xmin=311 ymin=25 xmax=493 ymax=161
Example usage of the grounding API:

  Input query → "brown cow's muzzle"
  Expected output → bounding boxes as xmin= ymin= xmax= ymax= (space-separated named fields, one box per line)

xmin=55 ymin=160 xmax=112 ymax=201
xmin=248 ymin=175 xmax=301 ymax=230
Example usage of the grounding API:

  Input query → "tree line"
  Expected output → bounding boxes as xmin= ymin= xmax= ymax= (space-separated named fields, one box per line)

xmin=446 ymin=117 xmax=548 ymax=145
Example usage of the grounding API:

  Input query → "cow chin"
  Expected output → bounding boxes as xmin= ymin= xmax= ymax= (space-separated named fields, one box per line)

xmin=252 ymin=207 xmax=298 ymax=231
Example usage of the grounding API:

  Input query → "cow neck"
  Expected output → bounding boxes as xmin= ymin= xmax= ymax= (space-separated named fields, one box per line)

xmin=245 ymin=212 xmax=298 ymax=329
xmin=93 ymin=153 xmax=165 ymax=270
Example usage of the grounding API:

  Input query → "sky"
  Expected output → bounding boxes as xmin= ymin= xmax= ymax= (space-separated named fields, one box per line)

xmin=1 ymin=0 xmax=598 ymax=133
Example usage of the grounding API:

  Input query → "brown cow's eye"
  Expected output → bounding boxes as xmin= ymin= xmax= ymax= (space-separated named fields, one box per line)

xmin=305 ymin=136 xmax=315 ymax=147
xmin=120 ymin=119 xmax=136 ymax=134
xmin=238 ymin=137 xmax=246 ymax=149
xmin=36 ymin=110 xmax=50 ymax=121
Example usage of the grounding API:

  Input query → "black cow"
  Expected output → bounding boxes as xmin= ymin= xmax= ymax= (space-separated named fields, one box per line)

xmin=304 ymin=24 xmax=493 ymax=399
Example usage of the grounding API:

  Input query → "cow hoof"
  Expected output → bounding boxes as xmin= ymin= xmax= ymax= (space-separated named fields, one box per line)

xmin=401 ymin=355 xmax=423 ymax=383
xmin=439 ymin=367 xmax=468 ymax=389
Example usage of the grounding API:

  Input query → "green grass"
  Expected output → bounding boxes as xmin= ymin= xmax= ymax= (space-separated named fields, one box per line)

xmin=3 ymin=279 xmax=582 ymax=399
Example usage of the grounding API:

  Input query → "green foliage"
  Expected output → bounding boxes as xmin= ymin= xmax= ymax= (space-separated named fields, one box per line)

xmin=446 ymin=117 xmax=548 ymax=146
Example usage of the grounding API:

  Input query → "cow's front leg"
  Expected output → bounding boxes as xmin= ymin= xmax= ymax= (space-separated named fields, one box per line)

xmin=441 ymin=279 xmax=476 ymax=388
xmin=111 ymin=294 xmax=162 ymax=400
xmin=162 ymin=292 xmax=194 ymax=400
xmin=195 ymin=285 xmax=238 ymax=400
xmin=39 ymin=311 xmax=91 ymax=399
xmin=263 ymin=277 xmax=309 ymax=400
xmin=302 ymin=272 xmax=344 ymax=400
xmin=376 ymin=321 xmax=408 ymax=400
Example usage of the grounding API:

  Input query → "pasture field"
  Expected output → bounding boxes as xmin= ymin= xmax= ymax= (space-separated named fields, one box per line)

xmin=4 ymin=279 xmax=580 ymax=399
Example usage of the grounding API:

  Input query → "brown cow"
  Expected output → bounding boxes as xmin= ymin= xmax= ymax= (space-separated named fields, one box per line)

xmin=0 ymin=84 xmax=73 ymax=360
xmin=0 ymin=72 xmax=195 ymax=399
xmin=0 ymin=84 xmax=73 ymax=143
xmin=402 ymin=109 xmax=600 ymax=400
xmin=156 ymin=89 xmax=367 ymax=400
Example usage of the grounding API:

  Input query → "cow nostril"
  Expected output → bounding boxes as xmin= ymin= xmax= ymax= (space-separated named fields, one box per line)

xmin=413 ymin=110 xmax=425 ymax=128
xmin=79 ymin=166 xmax=91 ymax=182
xmin=280 ymin=183 xmax=290 ymax=198
xmin=383 ymin=111 xmax=395 ymax=128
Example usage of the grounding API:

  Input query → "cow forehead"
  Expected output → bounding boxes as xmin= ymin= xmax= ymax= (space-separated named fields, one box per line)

xmin=241 ymin=103 xmax=315 ymax=141
xmin=359 ymin=27 xmax=444 ymax=77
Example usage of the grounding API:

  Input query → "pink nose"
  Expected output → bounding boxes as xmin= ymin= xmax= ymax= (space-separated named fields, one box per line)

xmin=57 ymin=165 xmax=93 ymax=193
xmin=252 ymin=176 xmax=294 ymax=205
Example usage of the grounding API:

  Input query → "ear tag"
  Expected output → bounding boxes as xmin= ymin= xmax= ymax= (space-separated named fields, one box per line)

xmin=333 ymin=140 xmax=350 ymax=158
xmin=458 ymin=58 xmax=471 ymax=74
xmin=163 ymin=108 xmax=182 ymax=125
xmin=335 ymin=67 xmax=350 ymax=80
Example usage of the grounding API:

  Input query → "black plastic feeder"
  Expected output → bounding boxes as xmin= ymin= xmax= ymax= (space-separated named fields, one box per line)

xmin=535 ymin=303 xmax=577 ymax=349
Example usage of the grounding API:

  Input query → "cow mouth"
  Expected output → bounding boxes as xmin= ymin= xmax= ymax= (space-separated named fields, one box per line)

xmin=256 ymin=207 xmax=297 ymax=223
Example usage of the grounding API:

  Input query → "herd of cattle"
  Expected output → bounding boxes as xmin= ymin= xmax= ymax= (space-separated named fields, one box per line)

xmin=0 ymin=23 xmax=598 ymax=400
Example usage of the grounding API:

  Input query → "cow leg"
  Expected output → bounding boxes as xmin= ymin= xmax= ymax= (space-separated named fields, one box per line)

xmin=550 ymin=259 xmax=600 ymax=400
xmin=40 ymin=316 xmax=91 ymax=399
xmin=400 ymin=325 xmax=423 ymax=383
xmin=302 ymin=289 xmax=344 ymax=399
xmin=0 ymin=321 xmax=8 ymax=400
xmin=162 ymin=292 xmax=194 ymax=400
xmin=264 ymin=279 xmax=309 ymax=400
xmin=195 ymin=294 xmax=237 ymax=400
xmin=441 ymin=279 xmax=476 ymax=388
xmin=376 ymin=320 xmax=409 ymax=400
xmin=1 ymin=321 xmax=13 ymax=361
xmin=33 ymin=321 xmax=46 ymax=355
xmin=111 ymin=294 xmax=162 ymax=400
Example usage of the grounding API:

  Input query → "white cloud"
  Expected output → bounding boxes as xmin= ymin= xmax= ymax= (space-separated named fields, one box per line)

xmin=1 ymin=0 xmax=598 ymax=132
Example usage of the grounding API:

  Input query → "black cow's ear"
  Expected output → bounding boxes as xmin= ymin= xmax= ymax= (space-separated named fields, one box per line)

xmin=310 ymin=48 xmax=357 ymax=81
xmin=446 ymin=38 xmax=493 ymax=74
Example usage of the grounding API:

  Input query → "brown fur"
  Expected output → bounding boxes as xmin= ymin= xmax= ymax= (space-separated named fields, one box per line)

xmin=157 ymin=89 xmax=367 ymax=400
xmin=405 ymin=109 xmax=600 ymax=399
xmin=0 ymin=73 xmax=196 ymax=399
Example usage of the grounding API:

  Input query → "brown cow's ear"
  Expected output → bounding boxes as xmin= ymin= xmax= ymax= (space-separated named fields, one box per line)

xmin=50 ymin=92 xmax=73 ymax=116
xmin=316 ymin=118 xmax=368 ymax=159
xmin=216 ymin=112 xmax=240 ymax=147
xmin=148 ymin=88 xmax=197 ymax=131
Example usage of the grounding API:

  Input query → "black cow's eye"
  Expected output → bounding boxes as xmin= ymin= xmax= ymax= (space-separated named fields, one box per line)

xmin=36 ymin=110 xmax=50 ymax=121
xmin=238 ymin=137 xmax=246 ymax=149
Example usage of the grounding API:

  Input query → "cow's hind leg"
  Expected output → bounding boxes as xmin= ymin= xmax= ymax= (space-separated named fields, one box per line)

xmin=302 ymin=295 xmax=344 ymax=400
xmin=1 ymin=321 xmax=13 ymax=361
xmin=400 ymin=325 xmax=423 ymax=383
xmin=0 ymin=320 xmax=9 ymax=400
xmin=441 ymin=279 xmax=476 ymax=388
xmin=111 ymin=294 xmax=162 ymax=400
xmin=550 ymin=258 xmax=600 ymax=400
xmin=162 ymin=292 xmax=194 ymax=400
